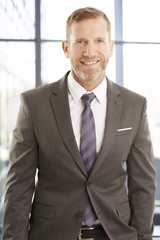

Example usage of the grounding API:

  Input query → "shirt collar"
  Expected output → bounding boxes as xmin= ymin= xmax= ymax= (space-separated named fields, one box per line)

xmin=67 ymin=72 xmax=107 ymax=104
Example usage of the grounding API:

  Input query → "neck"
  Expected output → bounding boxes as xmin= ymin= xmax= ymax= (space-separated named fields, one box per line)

xmin=80 ymin=80 xmax=104 ymax=91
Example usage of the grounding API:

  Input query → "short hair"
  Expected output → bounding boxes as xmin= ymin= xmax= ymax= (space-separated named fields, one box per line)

xmin=66 ymin=7 xmax=111 ymax=41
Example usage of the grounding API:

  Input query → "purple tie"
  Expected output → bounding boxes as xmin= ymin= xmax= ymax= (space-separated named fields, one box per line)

xmin=80 ymin=93 xmax=97 ymax=226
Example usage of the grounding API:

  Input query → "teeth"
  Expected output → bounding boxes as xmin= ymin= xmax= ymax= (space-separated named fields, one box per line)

xmin=83 ymin=61 xmax=97 ymax=65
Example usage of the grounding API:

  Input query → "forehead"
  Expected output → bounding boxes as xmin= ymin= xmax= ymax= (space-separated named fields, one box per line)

xmin=69 ymin=17 xmax=109 ymax=39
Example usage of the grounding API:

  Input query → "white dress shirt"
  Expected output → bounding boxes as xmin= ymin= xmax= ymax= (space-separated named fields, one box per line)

xmin=67 ymin=72 xmax=107 ymax=154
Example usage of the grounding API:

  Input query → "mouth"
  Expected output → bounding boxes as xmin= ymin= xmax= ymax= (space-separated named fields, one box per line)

xmin=80 ymin=60 xmax=100 ymax=67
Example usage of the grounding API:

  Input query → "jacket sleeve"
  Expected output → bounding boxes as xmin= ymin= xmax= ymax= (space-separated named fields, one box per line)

xmin=127 ymin=98 xmax=156 ymax=240
xmin=2 ymin=93 xmax=38 ymax=240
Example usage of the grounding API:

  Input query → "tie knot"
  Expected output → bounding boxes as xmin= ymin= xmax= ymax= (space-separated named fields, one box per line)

xmin=81 ymin=93 xmax=95 ymax=106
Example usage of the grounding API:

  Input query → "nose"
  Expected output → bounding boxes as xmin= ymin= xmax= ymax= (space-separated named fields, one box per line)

xmin=83 ymin=42 xmax=96 ymax=57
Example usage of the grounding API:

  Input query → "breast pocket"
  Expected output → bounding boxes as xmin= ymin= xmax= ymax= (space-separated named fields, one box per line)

xmin=116 ymin=128 xmax=132 ymax=136
xmin=113 ymin=128 xmax=133 ymax=160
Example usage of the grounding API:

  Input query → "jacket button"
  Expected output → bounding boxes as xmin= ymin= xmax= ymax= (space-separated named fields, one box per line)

xmin=75 ymin=212 xmax=83 ymax=218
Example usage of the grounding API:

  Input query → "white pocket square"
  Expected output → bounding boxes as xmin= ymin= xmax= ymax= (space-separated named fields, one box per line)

xmin=117 ymin=127 xmax=132 ymax=132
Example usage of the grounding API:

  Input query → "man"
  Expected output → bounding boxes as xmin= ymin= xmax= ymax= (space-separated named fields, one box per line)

xmin=2 ymin=7 xmax=156 ymax=240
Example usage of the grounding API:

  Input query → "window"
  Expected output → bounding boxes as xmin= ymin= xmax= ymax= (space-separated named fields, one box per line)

xmin=123 ymin=0 xmax=160 ymax=42
xmin=122 ymin=0 xmax=160 ymax=203
xmin=0 ymin=0 xmax=35 ymax=227
xmin=122 ymin=0 xmax=160 ymax=233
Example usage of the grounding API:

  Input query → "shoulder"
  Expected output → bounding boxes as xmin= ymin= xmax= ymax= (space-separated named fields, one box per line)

xmin=107 ymin=79 xmax=148 ymax=116
xmin=21 ymin=71 xmax=70 ymax=102
xmin=108 ymin=79 xmax=146 ymax=104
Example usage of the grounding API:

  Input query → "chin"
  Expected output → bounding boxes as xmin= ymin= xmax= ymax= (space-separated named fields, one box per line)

xmin=82 ymin=70 xmax=105 ymax=82
xmin=72 ymin=67 xmax=106 ymax=83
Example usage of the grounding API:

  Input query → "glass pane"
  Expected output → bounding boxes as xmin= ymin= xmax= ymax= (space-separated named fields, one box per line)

xmin=41 ymin=0 xmax=115 ymax=40
xmin=41 ymin=42 xmax=116 ymax=84
xmin=0 ymin=0 xmax=35 ymax=39
xmin=41 ymin=42 xmax=71 ymax=84
xmin=0 ymin=42 xmax=35 ymax=224
xmin=123 ymin=44 xmax=160 ymax=200
xmin=123 ymin=0 xmax=160 ymax=42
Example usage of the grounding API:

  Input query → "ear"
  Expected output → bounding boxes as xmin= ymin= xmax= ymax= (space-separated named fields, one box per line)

xmin=109 ymin=40 xmax=114 ymax=57
xmin=62 ymin=41 xmax=70 ymax=58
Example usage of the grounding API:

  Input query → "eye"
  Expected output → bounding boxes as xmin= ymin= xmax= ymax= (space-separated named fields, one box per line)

xmin=97 ymin=39 xmax=104 ymax=43
xmin=77 ymin=40 xmax=85 ymax=44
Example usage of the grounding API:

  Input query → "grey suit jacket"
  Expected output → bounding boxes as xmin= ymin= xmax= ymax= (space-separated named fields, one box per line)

xmin=2 ymin=72 xmax=156 ymax=240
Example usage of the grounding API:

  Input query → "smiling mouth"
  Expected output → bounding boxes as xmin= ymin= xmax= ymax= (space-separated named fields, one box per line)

xmin=80 ymin=60 xmax=100 ymax=66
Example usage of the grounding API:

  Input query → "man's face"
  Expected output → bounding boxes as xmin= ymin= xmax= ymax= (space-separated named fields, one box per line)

xmin=63 ymin=17 xmax=114 ymax=90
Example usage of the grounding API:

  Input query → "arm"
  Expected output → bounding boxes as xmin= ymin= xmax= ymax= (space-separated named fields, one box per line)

xmin=2 ymin=93 xmax=38 ymax=240
xmin=127 ymin=98 xmax=156 ymax=240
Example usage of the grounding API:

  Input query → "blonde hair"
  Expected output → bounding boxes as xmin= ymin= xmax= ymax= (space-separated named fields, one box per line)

xmin=66 ymin=7 xmax=111 ymax=40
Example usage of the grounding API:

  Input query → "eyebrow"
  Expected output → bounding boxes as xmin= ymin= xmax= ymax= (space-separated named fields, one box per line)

xmin=74 ymin=38 xmax=86 ymax=41
xmin=95 ymin=37 xmax=107 ymax=41
xmin=74 ymin=37 xmax=107 ymax=42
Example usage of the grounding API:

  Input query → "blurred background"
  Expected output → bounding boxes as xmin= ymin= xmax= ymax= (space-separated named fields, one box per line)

xmin=0 ymin=0 xmax=160 ymax=238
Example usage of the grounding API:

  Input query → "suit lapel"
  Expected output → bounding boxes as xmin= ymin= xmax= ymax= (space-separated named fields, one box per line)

xmin=49 ymin=73 xmax=123 ymax=178
xmin=50 ymin=72 xmax=87 ymax=176
xmin=90 ymin=79 xmax=123 ymax=178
